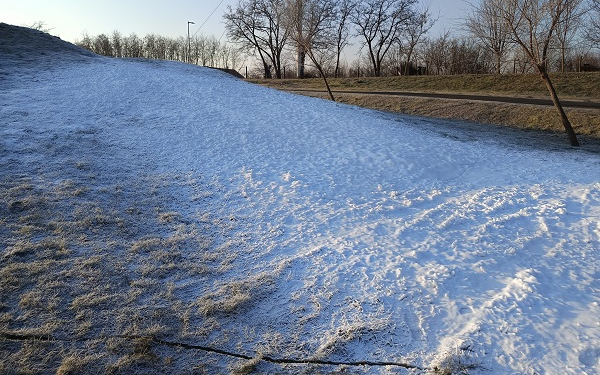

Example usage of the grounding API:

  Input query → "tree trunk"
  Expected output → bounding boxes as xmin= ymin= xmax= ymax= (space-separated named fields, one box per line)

xmin=374 ymin=59 xmax=381 ymax=77
xmin=321 ymin=73 xmax=335 ymax=101
xmin=367 ymin=46 xmax=379 ymax=77
xmin=309 ymin=52 xmax=335 ymax=101
xmin=297 ymin=48 xmax=305 ymax=78
xmin=496 ymin=53 xmax=501 ymax=75
xmin=404 ymin=47 xmax=413 ymax=76
xmin=274 ymin=57 xmax=282 ymax=79
xmin=539 ymin=68 xmax=579 ymax=146
xmin=263 ymin=61 xmax=272 ymax=79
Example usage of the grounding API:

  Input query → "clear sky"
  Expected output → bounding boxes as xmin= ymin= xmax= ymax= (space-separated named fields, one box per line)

xmin=2 ymin=0 xmax=473 ymax=44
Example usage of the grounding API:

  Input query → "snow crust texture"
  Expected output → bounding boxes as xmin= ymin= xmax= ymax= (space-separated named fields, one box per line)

xmin=1 ymin=24 xmax=600 ymax=374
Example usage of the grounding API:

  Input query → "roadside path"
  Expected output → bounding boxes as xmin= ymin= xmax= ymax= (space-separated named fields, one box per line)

xmin=284 ymin=88 xmax=600 ymax=109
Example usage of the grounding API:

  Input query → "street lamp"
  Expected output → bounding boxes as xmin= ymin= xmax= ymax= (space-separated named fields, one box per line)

xmin=187 ymin=21 xmax=195 ymax=63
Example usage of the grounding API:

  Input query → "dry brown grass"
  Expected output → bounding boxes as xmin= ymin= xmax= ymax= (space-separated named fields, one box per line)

xmin=251 ymin=72 xmax=600 ymax=99
xmin=195 ymin=272 xmax=274 ymax=317
xmin=231 ymin=355 xmax=264 ymax=375
xmin=0 ymin=172 xmax=275 ymax=374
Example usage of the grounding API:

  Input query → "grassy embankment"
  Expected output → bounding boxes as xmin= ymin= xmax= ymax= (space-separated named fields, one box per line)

xmin=250 ymin=72 xmax=600 ymax=139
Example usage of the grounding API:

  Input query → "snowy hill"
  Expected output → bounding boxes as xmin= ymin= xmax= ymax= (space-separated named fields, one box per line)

xmin=1 ymin=24 xmax=599 ymax=374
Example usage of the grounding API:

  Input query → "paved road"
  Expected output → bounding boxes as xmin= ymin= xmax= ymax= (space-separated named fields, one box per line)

xmin=285 ymin=88 xmax=600 ymax=109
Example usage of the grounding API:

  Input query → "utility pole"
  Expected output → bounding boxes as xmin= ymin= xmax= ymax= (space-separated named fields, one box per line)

xmin=187 ymin=21 xmax=195 ymax=63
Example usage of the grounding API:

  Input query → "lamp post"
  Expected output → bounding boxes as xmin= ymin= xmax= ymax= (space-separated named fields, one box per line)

xmin=187 ymin=21 xmax=195 ymax=63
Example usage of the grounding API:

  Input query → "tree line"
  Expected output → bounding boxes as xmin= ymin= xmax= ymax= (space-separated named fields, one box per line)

xmin=223 ymin=0 xmax=600 ymax=80
xmin=74 ymin=0 xmax=600 ymax=79
xmin=75 ymin=31 xmax=243 ymax=70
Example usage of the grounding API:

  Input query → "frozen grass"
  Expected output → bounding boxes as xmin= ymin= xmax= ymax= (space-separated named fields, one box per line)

xmin=429 ymin=341 xmax=482 ymax=375
xmin=0 ymin=172 xmax=277 ymax=374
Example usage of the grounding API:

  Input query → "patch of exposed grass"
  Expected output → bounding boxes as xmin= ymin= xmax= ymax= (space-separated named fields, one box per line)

xmin=56 ymin=353 xmax=104 ymax=375
xmin=4 ymin=238 xmax=69 ymax=260
xmin=231 ymin=355 xmax=264 ymax=375
xmin=195 ymin=272 xmax=274 ymax=317
xmin=0 ymin=170 xmax=289 ymax=374
xmin=157 ymin=211 xmax=182 ymax=223
xmin=3 ymin=138 xmax=424 ymax=374
xmin=251 ymin=72 xmax=600 ymax=100
xmin=70 ymin=291 xmax=113 ymax=310
xmin=429 ymin=340 xmax=482 ymax=375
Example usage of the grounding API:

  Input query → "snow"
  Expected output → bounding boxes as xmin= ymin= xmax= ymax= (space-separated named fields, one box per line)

xmin=1 ymin=24 xmax=600 ymax=374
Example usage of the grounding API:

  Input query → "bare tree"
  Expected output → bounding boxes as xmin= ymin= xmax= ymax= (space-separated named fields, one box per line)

xmin=292 ymin=0 xmax=307 ymax=78
xmin=224 ymin=0 xmax=288 ymax=78
xmin=352 ymin=0 xmax=418 ymax=77
xmin=94 ymin=34 xmax=113 ymax=57
xmin=166 ymin=38 xmax=181 ymax=61
xmin=587 ymin=0 xmax=600 ymax=45
xmin=285 ymin=0 xmax=338 ymax=99
xmin=555 ymin=0 xmax=585 ymax=72
xmin=334 ymin=0 xmax=356 ymax=78
xmin=385 ymin=43 xmax=406 ymax=75
xmin=225 ymin=44 xmax=244 ymax=71
xmin=402 ymin=7 xmax=435 ymax=75
xmin=144 ymin=34 xmax=156 ymax=59
xmin=449 ymin=37 xmax=491 ymax=74
xmin=491 ymin=0 xmax=580 ymax=146
xmin=111 ymin=31 xmax=123 ymax=57
xmin=76 ymin=32 xmax=94 ymax=51
xmin=465 ymin=0 xmax=512 ymax=74
xmin=156 ymin=35 xmax=168 ymax=60
xmin=126 ymin=34 xmax=143 ymax=58
xmin=191 ymin=35 xmax=207 ymax=65
xmin=423 ymin=32 xmax=450 ymax=75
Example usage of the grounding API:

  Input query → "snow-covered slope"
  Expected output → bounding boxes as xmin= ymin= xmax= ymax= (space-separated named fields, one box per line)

xmin=1 ymin=24 xmax=599 ymax=374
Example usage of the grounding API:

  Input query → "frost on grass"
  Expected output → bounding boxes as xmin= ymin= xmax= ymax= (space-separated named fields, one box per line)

xmin=429 ymin=340 xmax=481 ymax=375
xmin=0 ymin=173 xmax=281 ymax=374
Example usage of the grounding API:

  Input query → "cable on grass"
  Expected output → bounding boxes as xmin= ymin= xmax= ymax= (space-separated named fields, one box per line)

xmin=0 ymin=331 xmax=425 ymax=370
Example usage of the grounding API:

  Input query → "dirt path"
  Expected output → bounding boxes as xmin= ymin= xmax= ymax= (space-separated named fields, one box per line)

xmin=285 ymin=88 xmax=600 ymax=109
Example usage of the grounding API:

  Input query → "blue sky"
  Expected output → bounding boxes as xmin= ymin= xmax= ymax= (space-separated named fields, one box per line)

xmin=2 ymin=0 xmax=472 ymax=43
